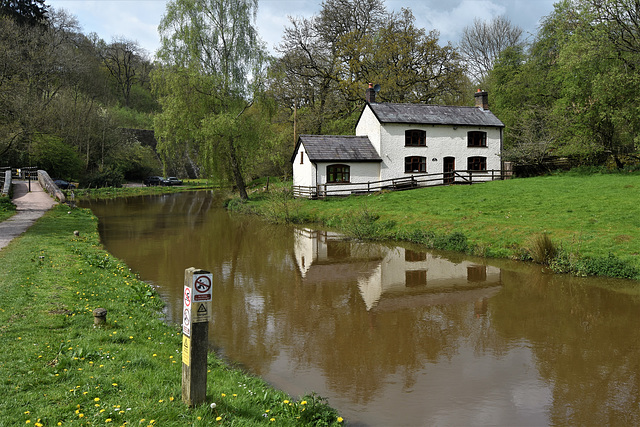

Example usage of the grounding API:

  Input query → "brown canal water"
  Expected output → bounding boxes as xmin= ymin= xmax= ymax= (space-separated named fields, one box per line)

xmin=81 ymin=191 xmax=640 ymax=427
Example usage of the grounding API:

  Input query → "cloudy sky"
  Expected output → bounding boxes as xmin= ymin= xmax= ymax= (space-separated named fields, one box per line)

xmin=47 ymin=0 xmax=558 ymax=57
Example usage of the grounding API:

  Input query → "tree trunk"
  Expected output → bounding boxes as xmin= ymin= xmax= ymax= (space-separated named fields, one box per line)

xmin=227 ymin=138 xmax=248 ymax=200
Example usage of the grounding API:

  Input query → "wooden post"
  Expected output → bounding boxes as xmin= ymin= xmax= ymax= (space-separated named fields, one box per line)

xmin=182 ymin=267 xmax=212 ymax=407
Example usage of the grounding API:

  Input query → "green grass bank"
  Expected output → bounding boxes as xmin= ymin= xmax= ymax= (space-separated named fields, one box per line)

xmin=241 ymin=172 xmax=640 ymax=280
xmin=0 ymin=205 xmax=342 ymax=426
xmin=0 ymin=195 xmax=16 ymax=222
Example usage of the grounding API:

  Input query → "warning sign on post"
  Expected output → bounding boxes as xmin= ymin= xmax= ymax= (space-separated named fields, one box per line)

xmin=182 ymin=335 xmax=190 ymax=366
xmin=193 ymin=273 xmax=212 ymax=301
xmin=192 ymin=302 xmax=209 ymax=323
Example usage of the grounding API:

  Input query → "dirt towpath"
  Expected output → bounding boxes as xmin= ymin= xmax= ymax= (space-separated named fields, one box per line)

xmin=0 ymin=180 xmax=58 ymax=251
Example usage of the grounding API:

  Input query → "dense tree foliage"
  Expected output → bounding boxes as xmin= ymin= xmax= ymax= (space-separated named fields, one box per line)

xmin=273 ymin=0 xmax=469 ymax=137
xmin=154 ymin=0 xmax=273 ymax=198
xmin=0 ymin=7 xmax=159 ymax=183
xmin=3 ymin=0 xmax=639 ymax=188
xmin=0 ymin=0 xmax=47 ymax=26
xmin=490 ymin=0 xmax=640 ymax=169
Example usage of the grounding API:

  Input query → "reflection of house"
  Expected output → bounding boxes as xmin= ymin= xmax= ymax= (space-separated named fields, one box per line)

xmin=292 ymin=89 xmax=504 ymax=195
xmin=293 ymin=228 xmax=502 ymax=310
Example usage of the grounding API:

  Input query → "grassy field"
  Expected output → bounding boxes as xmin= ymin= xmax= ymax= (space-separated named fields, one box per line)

xmin=246 ymin=172 xmax=640 ymax=280
xmin=0 ymin=206 xmax=342 ymax=426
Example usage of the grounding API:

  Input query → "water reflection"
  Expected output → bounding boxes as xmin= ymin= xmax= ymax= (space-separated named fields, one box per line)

xmin=293 ymin=228 xmax=502 ymax=311
xmin=83 ymin=192 xmax=640 ymax=427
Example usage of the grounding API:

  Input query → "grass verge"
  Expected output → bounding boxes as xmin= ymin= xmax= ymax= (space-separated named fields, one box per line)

xmin=0 ymin=195 xmax=16 ymax=222
xmin=239 ymin=173 xmax=640 ymax=280
xmin=0 ymin=205 xmax=343 ymax=426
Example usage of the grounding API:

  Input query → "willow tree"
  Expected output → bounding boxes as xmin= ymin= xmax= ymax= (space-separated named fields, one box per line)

xmin=154 ymin=0 xmax=268 ymax=199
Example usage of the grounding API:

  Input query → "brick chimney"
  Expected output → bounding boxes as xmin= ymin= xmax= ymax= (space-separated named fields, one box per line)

xmin=474 ymin=89 xmax=489 ymax=110
xmin=365 ymin=83 xmax=376 ymax=103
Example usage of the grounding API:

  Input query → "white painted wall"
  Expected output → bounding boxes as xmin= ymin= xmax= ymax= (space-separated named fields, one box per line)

xmin=376 ymin=123 xmax=502 ymax=181
xmin=355 ymin=104 xmax=503 ymax=182
xmin=292 ymin=143 xmax=316 ymax=188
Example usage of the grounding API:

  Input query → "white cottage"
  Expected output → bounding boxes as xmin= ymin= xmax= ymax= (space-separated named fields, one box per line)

xmin=292 ymin=89 xmax=505 ymax=197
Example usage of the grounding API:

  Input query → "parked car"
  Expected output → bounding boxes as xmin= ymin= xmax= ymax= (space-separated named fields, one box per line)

xmin=53 ymin=179 xmax=75 ymax=189
xmin=161 ymin=177 xmax=183 ymax=186
xmin=144 ymin=176 xmax=163 ymax=186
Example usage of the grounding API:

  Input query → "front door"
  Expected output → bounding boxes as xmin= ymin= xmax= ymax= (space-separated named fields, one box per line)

xmin=443 ymin=157 xmax=455 ymax=184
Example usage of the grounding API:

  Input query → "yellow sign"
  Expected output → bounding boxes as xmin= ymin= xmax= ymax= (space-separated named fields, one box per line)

xmin=182 ymin=335 xmax=190 ymax=366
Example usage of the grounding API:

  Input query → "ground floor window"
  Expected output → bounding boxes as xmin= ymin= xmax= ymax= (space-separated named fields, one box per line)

xmin=405 ymin=156 xmax=426 ymax=173
xmin=327 ymin=164 xmax=350 ymax=183
xmin=467 ymin=156 xmax=487 ymax=171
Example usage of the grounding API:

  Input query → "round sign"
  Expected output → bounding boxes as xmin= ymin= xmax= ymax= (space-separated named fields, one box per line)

xmin=184 ymin=286 xmax=191 ymax=306
xmin=183 ymin=308 xmax=190 ymax=326
xmin=194 ymin=275 xmax=211 ymax=293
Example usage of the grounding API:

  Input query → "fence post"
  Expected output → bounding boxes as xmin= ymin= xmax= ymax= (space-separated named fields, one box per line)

xmin=182 ymin=267 xmax=212 ymax=407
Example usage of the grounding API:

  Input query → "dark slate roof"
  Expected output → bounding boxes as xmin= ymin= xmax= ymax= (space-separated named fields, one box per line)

xmin=293 ymin=135 xmax=382 ymax=163
xmin=366 ymin=102 xmax=504 ymax=127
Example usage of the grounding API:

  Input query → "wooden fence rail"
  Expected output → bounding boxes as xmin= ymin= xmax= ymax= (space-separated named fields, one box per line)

xmin=293 ymin=169 xmax=509 ymax=199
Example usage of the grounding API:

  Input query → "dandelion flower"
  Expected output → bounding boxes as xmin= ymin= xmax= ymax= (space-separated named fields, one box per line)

xmin=270 ymin=418 xmax=275 ymax=422
xmin=338 ymin=417 xmax=344 ymax=423
xmin=301 ymin=400 xmax=307 ymax=405
xmin=216 ymin=417 xmax=222 ymax=421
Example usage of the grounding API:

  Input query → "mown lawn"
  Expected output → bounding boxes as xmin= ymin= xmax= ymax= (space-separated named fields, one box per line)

xmin=0 ymin=206 xmax=342 ymax=426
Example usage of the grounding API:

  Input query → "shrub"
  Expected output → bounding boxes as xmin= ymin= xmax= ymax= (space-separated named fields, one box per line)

xmin=260 ymin=187 xmax=302 ymax=224
xmin=528 ymin=233 xmax=558 ymax=265
xmin=575 ymin=254 xmax=638 ymax=279
xmin=80 ymin=167 xmax=124 ymax=188
xmin=433 ymin=231 xmax=469 ymax=252
xmin=341 ymin=205 xmax=395 ymax=240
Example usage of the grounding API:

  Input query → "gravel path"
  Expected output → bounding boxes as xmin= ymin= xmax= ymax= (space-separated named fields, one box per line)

xmin=0 ymin=180 xmax=58 ymax=251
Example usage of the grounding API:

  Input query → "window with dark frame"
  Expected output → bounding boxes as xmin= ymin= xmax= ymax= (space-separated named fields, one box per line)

xmin=405 ymin=156 xmax=426 ymax=173
xmin=300 ymin=151 xmax=304 ymax=164
xmin=327 ymin=164 xmax=350 ymax=183
xmin=467 ymin=156 xmax=487 ymax=171
xmin=467 ymin=131 xmax=487 ymax=147
xmin=405 ymin=129 xmax=426 ymax=146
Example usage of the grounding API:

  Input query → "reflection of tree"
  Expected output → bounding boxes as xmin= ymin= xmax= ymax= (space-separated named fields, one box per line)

xmin=491 ymin=270 xmax=640 ymax=426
